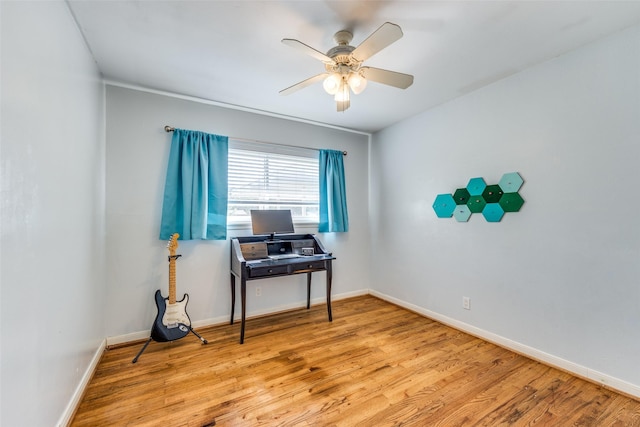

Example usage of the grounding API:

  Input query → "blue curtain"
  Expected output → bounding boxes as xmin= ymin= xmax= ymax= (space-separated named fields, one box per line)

xmin=319 ymin=149 xmax=349 ymax=232
xmin=159 ymin=129 xmax=229 ymax=240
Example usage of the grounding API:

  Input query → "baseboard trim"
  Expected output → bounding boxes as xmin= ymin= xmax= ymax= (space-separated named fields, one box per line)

xmin=57 ymin=338 xmax=106 ymax=427
xmin=105 ymin=289 xmax=369 ymax=347
xmin=369 ymin=289 xmax=640 ymax=400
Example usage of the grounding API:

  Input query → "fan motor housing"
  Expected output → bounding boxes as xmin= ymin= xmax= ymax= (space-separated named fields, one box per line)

xmin=326 ymin=30 xmax=357 ymax=65
xmin=327 ymin=45 xmax=355 ymax=63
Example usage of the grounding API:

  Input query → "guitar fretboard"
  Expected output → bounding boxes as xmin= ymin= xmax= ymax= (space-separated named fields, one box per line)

xmin=168 ymin=255 xmax=179 ymax=304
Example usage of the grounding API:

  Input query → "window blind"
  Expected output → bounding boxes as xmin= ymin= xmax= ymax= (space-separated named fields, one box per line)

xmin=228 ymin=140 xmax=319 ymax=223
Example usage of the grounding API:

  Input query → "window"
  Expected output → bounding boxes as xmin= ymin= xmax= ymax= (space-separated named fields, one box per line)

xmin=228 ymin=140 xmax=319 ymax=225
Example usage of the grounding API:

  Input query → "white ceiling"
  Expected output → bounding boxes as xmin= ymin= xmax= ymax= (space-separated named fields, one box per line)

xmin=68 ymin=1 xmax=640 ymax=133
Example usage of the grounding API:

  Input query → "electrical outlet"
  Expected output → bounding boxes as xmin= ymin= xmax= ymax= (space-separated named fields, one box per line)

xmin=463 ymin=296 xmax=470 ymax=310
xmin=255 ymin=286 xmax=262 ymax=297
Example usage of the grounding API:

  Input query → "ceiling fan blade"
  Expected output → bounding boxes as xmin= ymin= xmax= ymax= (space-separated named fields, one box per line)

xmin=351 ymin=22 xmax=403 ymax=62
xmin=282 ymin=39 xmax=333 ymax=63
xmin=360 ymin=67 xmax=414 ymax=89
xmin=279 ymin=73 xmax=328 ymax=96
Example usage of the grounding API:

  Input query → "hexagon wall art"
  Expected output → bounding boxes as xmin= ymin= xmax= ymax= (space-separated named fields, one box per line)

xmin=467 ymin=196 xmax=487 ymax=213
xmin=499 ymin=172 xmax=524 ymax=193
xmin=482 ymin=185 xmax=503 ymax=203
xmin=432 ymin=193 xmax=456 ymax=218
xmin=453 ymin=188 xmax=471 ymax=205
xmin=499 ymin=192 xmax=525 ymax=212
xmin=432 ymin=172 xmax=524 ymax=222
xmin=482 ymin=203 xmax=505 ymax=222
xmin=466 ymin=177 xmax=487 ymax=196
xmin=453 ymin=204 xmax=472 ymax=222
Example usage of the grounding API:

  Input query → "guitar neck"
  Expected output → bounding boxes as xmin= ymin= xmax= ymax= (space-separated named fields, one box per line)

xmin=168 ymin=256 xmax=177 ymax=304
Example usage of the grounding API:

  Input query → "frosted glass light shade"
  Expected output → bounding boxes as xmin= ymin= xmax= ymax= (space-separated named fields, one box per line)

xmin=348 ymin=73 xmax=367 ymax=94
xmin=323 ymin=73 xmax=341 ymax=95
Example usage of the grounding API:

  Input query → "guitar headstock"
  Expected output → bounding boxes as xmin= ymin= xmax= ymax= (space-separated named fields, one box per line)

xmin=167 ymin=233 xmax=180 ymax=256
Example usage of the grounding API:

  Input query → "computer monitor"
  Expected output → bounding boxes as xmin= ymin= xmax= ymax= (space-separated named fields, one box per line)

xmin=250 ymin=210 xmax=295 ymax=240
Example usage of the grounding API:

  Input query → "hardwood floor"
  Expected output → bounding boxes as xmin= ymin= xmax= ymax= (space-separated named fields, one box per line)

xmin=71 ymin=295 xmax=640 ymax=426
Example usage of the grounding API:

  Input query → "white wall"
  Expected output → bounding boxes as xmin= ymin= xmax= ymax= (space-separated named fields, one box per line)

xmin=370 ymin=25 xmax=640 ymax=395
xmin=105 ymin=86 xmax=370 ymax=342
xmin=0 ymin=2 xmax=106 ymax=426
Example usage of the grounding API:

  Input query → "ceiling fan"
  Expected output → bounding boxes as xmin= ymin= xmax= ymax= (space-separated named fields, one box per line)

xmin=280 ymin=22 xmax=414 ymax=112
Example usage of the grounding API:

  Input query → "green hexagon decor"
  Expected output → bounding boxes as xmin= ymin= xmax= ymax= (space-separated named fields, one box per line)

xmin=499 ymin=192 xmax=525 ymax=212
xmin=482 ymin=185 xmax=503 ymax=203
xmin=433 ymin=194 xmax=456 ymax=218
xmin=467 ymin=196 xmax=486 ymax=213
xmin=453 ymin=188 xmax=470 ymax=205
xmin=433 ymin=172 xmax=524 ymax=222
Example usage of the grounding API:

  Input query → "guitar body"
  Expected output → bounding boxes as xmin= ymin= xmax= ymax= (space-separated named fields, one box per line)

xmin=150 ymin=289 xmax=191 ymax=342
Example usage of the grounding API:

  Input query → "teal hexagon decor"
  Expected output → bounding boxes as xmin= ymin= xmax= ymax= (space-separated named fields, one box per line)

xmin=482 ymin=203 xmax=505 ymax=222
xmin=453 ymin=205 xmax=472 ymax=222
xmin=466 ymin=177 xmax=487 ymax=196
xmin=499 ymin=172 xmax=524 ymax=193
xmin=499 ymin=192 xmax=525 ymax=212
xmin=435 ymin=173 xmax=523 ymax=222
xmin=467 ymin=196 xmax=486 ymax=213
xmin=432 ymin=194 xmax=456 ymax=218
xmin=453 ymin=188 xmax=470 ymax=205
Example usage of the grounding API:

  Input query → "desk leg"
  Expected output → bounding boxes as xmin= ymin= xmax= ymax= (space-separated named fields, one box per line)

xmin=240 ymin=277 xmax=247 ymax=344
xmin=306 ymin=273 xmax=312 ymax=309
xmin=326 ymin=261 xmax=333 ymax=322
xmin=230 ymin=273 xmax=235 ymax=325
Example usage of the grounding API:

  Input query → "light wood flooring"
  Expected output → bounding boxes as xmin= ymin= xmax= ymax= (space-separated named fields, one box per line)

xmin=71 ymin=295 xmax=640 ymax=426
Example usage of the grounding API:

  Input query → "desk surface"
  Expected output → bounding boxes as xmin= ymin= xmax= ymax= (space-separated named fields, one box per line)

xmin=246 ymin=254 xmax=334 ymax=265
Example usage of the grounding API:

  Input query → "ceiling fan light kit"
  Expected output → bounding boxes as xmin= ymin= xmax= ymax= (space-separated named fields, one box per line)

xmin=280 ymin=22 xmax=414 ymax=112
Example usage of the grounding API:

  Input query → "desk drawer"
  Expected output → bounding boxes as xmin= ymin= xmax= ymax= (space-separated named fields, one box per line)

xmin=248 ymin=264 xmax=290 ymax=277
xmin=292 ymin=260 xmax=326 ymax=273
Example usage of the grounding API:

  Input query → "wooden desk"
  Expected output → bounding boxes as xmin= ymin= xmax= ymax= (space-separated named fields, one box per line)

xmin=230 ymin=234 xmax=334 ymax=343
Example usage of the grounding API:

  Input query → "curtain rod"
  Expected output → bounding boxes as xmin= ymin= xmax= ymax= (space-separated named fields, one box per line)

xmin=164 ymin=125 xmax=347 ymax=156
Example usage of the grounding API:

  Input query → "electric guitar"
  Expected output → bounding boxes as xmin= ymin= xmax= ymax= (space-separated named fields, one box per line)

xmin=150 ymin=233 xmax=191 ymax=342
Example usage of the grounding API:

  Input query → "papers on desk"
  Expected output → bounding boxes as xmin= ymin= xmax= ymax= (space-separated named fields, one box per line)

xmin=268 ymin=254 xmax=301 ymax=260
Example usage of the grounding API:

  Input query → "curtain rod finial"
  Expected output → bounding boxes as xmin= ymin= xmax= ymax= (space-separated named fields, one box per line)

xmin=164 ymin=126 xmax=175 ymax=132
